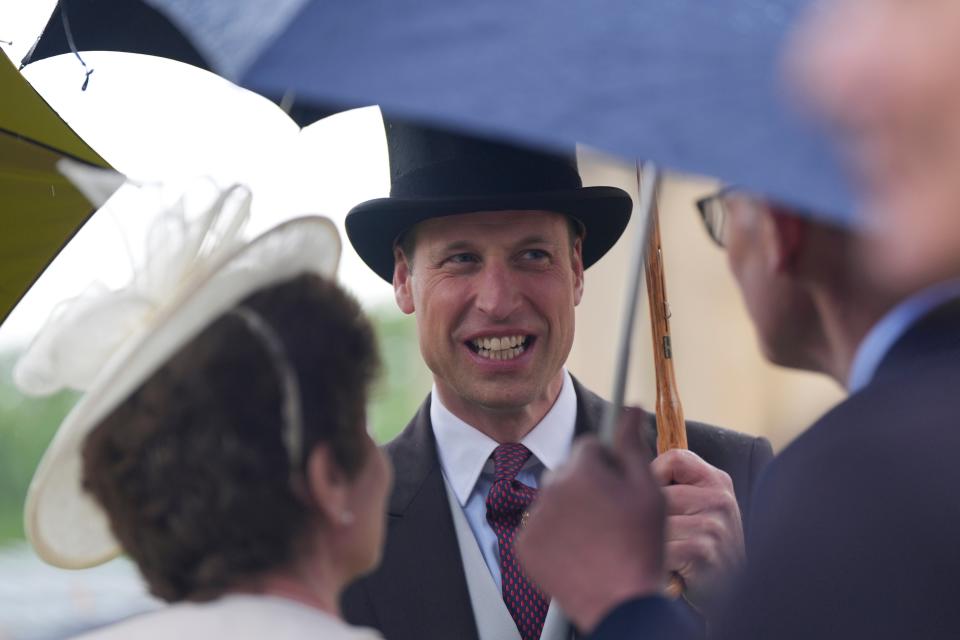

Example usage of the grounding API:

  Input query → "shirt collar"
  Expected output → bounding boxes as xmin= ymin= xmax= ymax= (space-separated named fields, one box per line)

xmin=848 ymin=279 xmax=960 ymax=393
xmin=430 ymin=369 xmax=577 ymax=506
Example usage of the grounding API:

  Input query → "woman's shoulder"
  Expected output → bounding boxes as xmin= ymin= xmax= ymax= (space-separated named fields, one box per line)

xmin=73 ymin=594 xmax=383 ymax=640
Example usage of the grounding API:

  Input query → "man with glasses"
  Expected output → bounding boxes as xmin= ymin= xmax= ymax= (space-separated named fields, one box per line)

xmin=693 ymin=190 xmax=893 ymax=381
xmin=518 ymin=189 xmax=960 ymax=639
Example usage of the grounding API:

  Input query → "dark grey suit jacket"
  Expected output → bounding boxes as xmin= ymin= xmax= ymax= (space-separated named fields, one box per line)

xmin=342 ymin=377 xmax=773 ymax=640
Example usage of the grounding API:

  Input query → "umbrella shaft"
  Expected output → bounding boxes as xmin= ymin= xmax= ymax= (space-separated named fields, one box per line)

xmin=599 ymin=163 xmax=660 ymax=446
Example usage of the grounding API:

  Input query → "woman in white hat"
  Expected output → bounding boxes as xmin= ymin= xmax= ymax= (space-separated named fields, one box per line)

xmin=15 ymin=179 xmax=392 ymax=639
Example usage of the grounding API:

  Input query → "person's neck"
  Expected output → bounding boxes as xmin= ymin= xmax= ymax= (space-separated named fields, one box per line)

xmin=246 ymin=552 xmax=344 ymax=619
xmin=807 ymin=287 xmax=897 ymax=386
xmin=434 ymin=372 xmax=566 ymax=443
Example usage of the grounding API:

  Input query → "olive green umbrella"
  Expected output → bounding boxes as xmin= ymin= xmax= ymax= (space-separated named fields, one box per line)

xmin=0 ymin=51 xmax=118 ymax=325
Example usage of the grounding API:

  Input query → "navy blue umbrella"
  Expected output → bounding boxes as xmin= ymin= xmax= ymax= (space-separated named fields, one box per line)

xmin=135 ymin=0 xmax=853 ymax=224
xmin=29 ymin=0 xmax=856 ymax=445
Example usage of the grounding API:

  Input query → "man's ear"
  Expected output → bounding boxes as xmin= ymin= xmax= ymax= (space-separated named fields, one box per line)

xmin=393 ymin=246 xmax=415 ymax=315
xmin=766 ymin=205 xmax=807 ymax=273
xmin=304 ymin=444 xmax=351 ymax=526
xmin=572 ymin=236 xmax=585 ymax=306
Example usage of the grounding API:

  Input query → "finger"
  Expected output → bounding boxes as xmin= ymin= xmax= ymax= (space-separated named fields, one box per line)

xmin=650 ymin=449 xmax=712 ymax=486
xmin=650 ymin=448 xmax=735 ymax=490
xmin=660 ymin=484 xmax=739 ymax=517
xmin=664 ymin=514 xmax=728 ymax=544
xmin=665 ymin=538 xmax=718 ymax=577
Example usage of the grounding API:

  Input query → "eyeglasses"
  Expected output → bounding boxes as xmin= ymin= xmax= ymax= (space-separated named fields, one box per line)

xmin=696 ymin=188 xmax=733 ymax=248
xmin=697 ymin=189 xmax=813 ymax=249
xmin=695 ymin=187 xmax=765 ymax=248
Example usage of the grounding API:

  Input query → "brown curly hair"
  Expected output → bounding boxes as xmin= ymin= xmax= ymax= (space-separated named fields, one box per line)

xmin=82 ymin=274 xmax=380 ymax=603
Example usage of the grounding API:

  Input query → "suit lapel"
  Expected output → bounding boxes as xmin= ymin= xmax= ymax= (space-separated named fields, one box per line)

xmin=362 ymin=396 xmax=480 ymax=640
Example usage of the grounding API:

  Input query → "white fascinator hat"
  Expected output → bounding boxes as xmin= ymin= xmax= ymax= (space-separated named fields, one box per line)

xmin=13 ymin=161 xmax=341 ymax=569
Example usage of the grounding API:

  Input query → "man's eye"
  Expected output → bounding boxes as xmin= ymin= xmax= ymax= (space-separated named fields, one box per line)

xmin=447 ymin=253 xmax=479 ymax=265
xmin=521 ymin=249 xmax=550 ymax=261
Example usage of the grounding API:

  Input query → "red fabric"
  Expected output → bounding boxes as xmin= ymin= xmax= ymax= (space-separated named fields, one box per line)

xmin=485 ymin=443 xmax=549 ymax=640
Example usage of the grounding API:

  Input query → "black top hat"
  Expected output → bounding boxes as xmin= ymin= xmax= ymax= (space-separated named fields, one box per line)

xmin=346 ymin=119 xmax=633 ymax=282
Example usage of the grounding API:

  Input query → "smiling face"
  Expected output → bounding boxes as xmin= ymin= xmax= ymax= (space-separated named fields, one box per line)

xmin=788 ymin=0 xmax=960 ymax=289
xmin=393 ymin=210 xmax=584 ymax=434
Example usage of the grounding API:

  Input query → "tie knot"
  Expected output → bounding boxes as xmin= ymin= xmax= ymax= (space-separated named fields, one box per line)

xmin=491 ymin=443 xmax=532 ymax=481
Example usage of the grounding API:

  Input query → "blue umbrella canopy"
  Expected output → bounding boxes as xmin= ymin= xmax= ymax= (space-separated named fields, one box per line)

xmin=136 ymin=0 xmax=853 ymax=224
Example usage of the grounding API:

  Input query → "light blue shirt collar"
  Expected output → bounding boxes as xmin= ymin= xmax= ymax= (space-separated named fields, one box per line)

xmin=848 ymin=279 xmax=960 ymax=393
xmin=430 ymin=369 xmax=577 ymax=506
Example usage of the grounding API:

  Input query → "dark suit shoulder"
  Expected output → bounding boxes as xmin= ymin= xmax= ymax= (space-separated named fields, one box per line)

xmin=729 ymin=358 xmax=960 ymax=640
xmin=685 ymin=418 xmax=774 ymax=467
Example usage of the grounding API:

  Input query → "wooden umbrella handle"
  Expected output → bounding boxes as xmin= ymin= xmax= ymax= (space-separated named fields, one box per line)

xmin=644 ymin=197 xmax=688 ymax=598
xmin=645 ymin=200 xmax=687 ymax=453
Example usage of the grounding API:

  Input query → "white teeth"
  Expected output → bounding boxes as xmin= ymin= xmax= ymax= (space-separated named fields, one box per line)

xmin=472 ymin=335 xmax=526 ymax=349
xmin=471 ymin=335 xmax=528 ymax=360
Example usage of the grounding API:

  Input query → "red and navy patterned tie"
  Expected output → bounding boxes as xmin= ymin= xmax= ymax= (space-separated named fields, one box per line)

xmin=485 ymin=443 xmax=549 ymax=640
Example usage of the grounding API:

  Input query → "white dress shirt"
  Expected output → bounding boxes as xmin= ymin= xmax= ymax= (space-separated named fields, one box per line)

xmin=431 ymin=369 xmax=577 ymax=591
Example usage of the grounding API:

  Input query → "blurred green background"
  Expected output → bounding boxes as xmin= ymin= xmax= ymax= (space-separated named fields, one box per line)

xmin=0 ymin=305 xmax=429 ymax=546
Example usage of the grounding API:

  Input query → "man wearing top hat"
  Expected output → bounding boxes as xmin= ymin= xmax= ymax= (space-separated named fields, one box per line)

xmin=340 ymin=120 xmax=773 ymax=640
